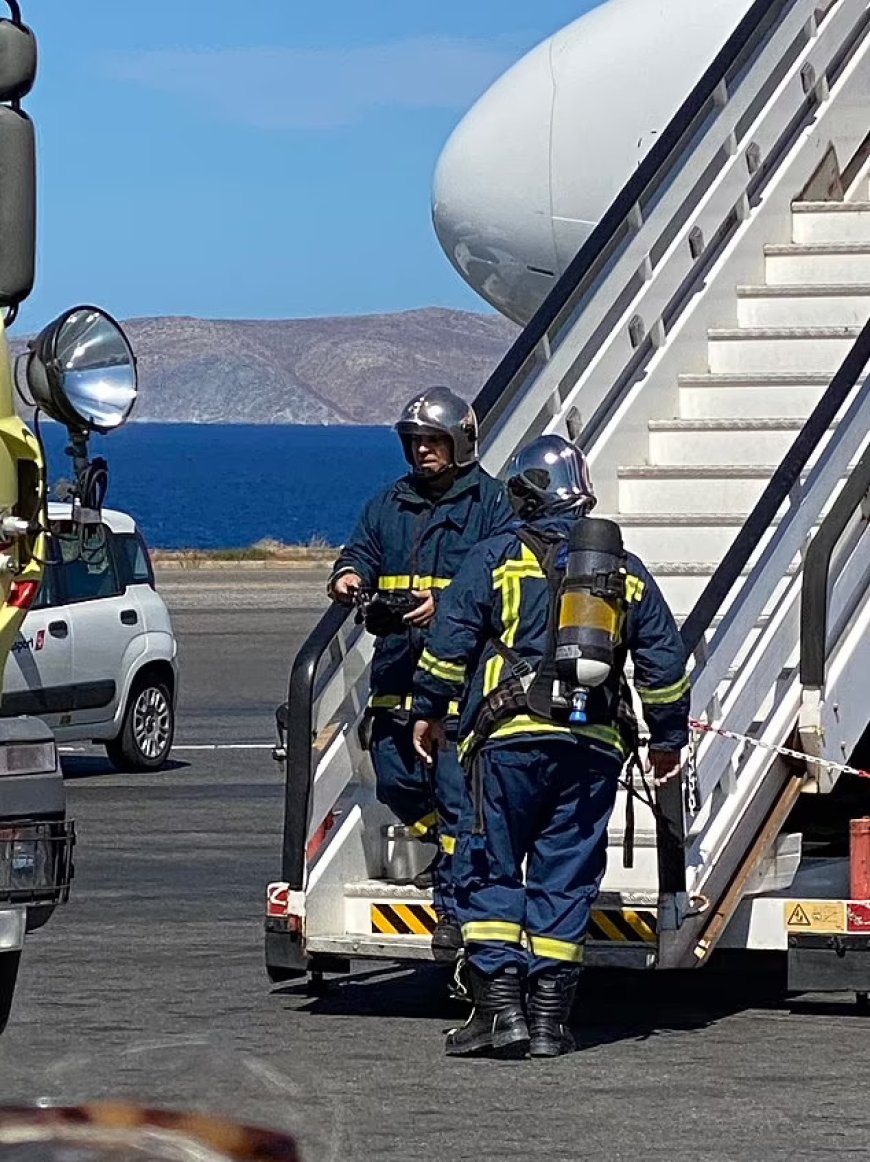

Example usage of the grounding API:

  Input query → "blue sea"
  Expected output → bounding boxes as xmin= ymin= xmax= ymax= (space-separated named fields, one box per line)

xmin=38 ymin=423 xmax=405 ymax=549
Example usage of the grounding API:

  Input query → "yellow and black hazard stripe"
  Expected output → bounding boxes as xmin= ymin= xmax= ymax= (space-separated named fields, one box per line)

xmin=371 ymin=903 xmax=438 ymax=936
xmin=370 ymin=903 xmax=657 ymax=943
xmin=587 ymin=909 xmax=657 ymax=944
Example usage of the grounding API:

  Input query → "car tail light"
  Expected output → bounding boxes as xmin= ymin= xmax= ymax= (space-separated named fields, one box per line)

xmin=8 ymin=579 xmax=39 ymax=609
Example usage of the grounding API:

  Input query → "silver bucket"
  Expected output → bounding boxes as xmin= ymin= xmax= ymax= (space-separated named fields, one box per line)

xmin=382 ymin=824 xmax=436 ymax=884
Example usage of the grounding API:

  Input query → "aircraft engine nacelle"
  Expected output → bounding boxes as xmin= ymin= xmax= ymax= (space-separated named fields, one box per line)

xmin=432 ymin=0 xmax=756 ymax=325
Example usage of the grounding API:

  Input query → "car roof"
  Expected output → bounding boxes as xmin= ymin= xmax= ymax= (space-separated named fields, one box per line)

xmin=47 ymin=502 xmax=138 ymax=535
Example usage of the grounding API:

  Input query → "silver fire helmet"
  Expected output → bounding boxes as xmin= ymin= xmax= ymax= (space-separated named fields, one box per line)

xmin=505 ymin=434 xmax=597 ymax=519
xmin=395 ymin=386 xmax=479 ymax=469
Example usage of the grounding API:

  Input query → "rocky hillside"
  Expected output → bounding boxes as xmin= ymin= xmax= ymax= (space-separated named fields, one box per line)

xmin=113 ymin=308 xmax=519 ymax=424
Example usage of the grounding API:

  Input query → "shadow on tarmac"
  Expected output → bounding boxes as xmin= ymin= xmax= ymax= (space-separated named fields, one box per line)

xmin=273 ymin=951 xmax=799 ymax=1048
xmin=60 ymin=755 xmax=191 ymax=779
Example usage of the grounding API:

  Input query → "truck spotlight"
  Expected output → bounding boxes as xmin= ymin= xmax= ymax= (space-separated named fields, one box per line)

xmin=19 ymin=305 xmax=137 ymax=519
xmin=23 ymin=305 xmax=137 ymax=435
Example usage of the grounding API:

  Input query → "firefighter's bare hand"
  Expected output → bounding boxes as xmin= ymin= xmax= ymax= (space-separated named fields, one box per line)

xmin=647 ymin=749 xmax=682 ymax=787
xmin=331 ymin=571 xmax=362 ymax=604
xmin=413 ymin=718 xmax=446 ymax=766
xmin=403 ymin=589 xmax=436 ymax=627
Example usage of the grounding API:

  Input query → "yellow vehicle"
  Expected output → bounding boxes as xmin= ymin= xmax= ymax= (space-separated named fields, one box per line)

xmin=0 ymin=3 xmax=138 ymax=1031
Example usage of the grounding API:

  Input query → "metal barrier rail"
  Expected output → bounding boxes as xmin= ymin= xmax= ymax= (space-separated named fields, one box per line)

xmin=280 ymin=602 xmax=349 ymax=891
xmin=800 ymin=445 xmax=870 ymax=688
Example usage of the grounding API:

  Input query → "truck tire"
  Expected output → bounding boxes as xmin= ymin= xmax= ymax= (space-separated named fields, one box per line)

xmin=105 ymin=677 xmax=175 ymax=772
xmin=0 ymin=951 xmax=20 ymax=1034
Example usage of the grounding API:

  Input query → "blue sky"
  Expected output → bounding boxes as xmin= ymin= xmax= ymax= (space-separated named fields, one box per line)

xmin=19 ymin=0 xmax=600 ymax=332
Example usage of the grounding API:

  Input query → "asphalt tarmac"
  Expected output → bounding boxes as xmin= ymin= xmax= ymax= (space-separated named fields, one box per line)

xmin=0 ymin=568 xmax=868 ymax=1161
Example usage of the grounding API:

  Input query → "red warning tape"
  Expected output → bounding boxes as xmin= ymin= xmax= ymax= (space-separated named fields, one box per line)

xmin=689 ymin=718 xmax=870 ymax=781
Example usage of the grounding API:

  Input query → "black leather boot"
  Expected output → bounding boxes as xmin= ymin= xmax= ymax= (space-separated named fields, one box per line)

xmin=528 ymin=968 xmax=580 ymax=1057
xmin=431 ymin=915 xmax=463 ymax=964
xmin=445 ymin=963 xmax=529 ymax=1059
xmin=411 ymin=852 xmax=439 ymax=889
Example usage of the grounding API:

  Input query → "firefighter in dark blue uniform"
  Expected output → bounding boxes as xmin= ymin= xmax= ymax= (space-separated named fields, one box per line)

xmin=412 ymin=435 xmax=690 ymax=1058
xmin=329 ymin=387 xmax=513 ymax=955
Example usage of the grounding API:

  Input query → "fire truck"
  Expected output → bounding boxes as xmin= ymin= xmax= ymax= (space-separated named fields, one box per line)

xmin=0 ymin=3 xmax=138 ymax=1030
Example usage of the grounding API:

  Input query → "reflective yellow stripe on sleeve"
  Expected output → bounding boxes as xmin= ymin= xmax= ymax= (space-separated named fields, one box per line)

xmin=419 ymin=649 xmax=466 ymax=684
xmin=636 ymin=674 xmax=691 ymax=706
xmin=378 ymin=575 xmax=411 ymax=590
xmin=414 ymin=575 xmax=451 ymax=590
xmin=462 ymin=920 xmax=524 ymax=945
xmin=377 ymin=575 xmax=451 ymax=591
xmin=528 ymin=935 xmax=586 ymax=963
xmin=440 ymin=834 xmax=456 ymax=855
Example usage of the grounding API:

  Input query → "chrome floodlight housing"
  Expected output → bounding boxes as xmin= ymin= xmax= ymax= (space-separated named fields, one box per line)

xmin=24 ymin=305 xmax=137 ymax=434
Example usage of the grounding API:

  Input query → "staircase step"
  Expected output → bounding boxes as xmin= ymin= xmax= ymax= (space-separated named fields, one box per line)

xmin=618 ymin=464 xmax=779 ymax=515
xmin=707 ymin=326 xmax=860 ymax=374
xmin=648 ymin=417 xmax=808 ymax=466
xmin=633 ymin=559 xmax=794 ymax=619
xmin=792 ymin=201 xmax=870 ymax=244
xmin=604 ymin=512 xmax=756 ymax=562
xmin=678 ymin=372 xmax=829 ymax=419
xmin=764 ymin=242 xmax=870 ymax=285
xmin=736 ymin=283 xmax=870 ymax=327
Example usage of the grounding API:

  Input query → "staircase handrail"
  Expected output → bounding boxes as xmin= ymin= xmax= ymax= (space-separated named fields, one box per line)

xmin=800 ymin=444 xmax=870 ymax=688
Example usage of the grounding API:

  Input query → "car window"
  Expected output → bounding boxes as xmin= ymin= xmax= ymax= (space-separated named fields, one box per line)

xmin=32 ymin=562 xmax=60 ymax=610
xmin=56 ymin=524 xmax=121 ymax=603
xmin=115 ymin=532 xmax=154 ymax=588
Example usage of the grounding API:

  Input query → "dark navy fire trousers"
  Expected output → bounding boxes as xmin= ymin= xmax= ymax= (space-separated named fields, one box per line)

xmin=370 ymin=714 xmax=466 ymax=919
xmin=453 ymin=736 xmax=623 ymax=976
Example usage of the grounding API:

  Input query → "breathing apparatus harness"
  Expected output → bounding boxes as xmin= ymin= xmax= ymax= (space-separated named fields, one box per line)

xmin=464 ymin=516 xmax=652 ymax=867
xmin=468 ymin=517 xmax=634 ymax=749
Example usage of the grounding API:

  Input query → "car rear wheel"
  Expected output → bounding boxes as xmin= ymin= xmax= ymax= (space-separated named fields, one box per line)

xmin=105 ymin=678 xmax=174 ymax=772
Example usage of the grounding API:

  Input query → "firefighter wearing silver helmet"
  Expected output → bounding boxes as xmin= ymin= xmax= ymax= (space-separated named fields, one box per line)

xmin=412 ymin=434 xmax=689 ymax=1059
xmin=395 ymin=385 xmax=479 ymax=472
xmin=328 ymin=387 xmax=513 ymax=959
xmin=504 ymin=433 xmax=597 ymax=518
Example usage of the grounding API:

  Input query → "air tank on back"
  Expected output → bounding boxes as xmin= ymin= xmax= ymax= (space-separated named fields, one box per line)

xmin=432 ymin=0 xmax=757 ymax=325
xmin=554 ymin=518 xmax=627 ymax=725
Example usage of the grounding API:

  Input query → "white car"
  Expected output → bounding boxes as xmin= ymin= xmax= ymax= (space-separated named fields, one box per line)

xmin=1 ymin=504 xmax=178 ymax=771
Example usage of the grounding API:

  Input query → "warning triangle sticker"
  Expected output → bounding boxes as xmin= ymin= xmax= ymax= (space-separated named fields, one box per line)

xmin=788 ymin=904 xmax=812 ymax=927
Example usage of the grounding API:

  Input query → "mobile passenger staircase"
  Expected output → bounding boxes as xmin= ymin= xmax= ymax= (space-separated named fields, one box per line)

xmin=266 ymin=0 xmax=870 ymax=992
